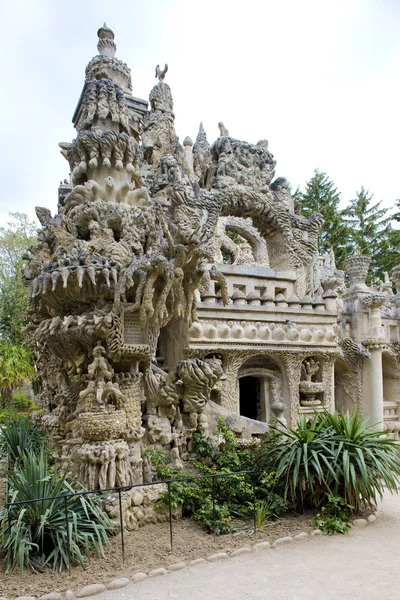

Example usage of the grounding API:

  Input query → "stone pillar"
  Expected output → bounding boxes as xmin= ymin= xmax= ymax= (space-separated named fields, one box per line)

xmin=183 ymin=136 xmax=195 ymax=178
xmin=365 ymin=342 xmax=385 ymax=429
xmin=361 ymin=293 xmax=386 ymax=428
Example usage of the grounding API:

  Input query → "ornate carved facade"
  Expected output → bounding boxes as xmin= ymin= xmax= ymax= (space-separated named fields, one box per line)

xmin=24 ymin=25 xmax=400 ymax=493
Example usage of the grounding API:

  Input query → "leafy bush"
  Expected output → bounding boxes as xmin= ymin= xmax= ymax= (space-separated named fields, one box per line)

xmin=145 ymin=419 xmax=287 ymax=534
xmin=11 ymin=392 xmax=40 ymax=412
xmin=0 ymin=343 xmax=34 ymax=404
xmin=266 ymin=411 xmax=400 ymax=512
xmin=0 ymin=407 xmax=18 ymax=425
xmin=193 ymin=498 xmax=233 ymax=535
xmin=313 ymin=495 xmax=352 ymax=535
xmin=0 ymin=449 xmax=114 ymax=573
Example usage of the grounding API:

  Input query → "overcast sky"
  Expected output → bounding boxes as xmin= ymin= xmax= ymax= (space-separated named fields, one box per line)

xmin=1 ymin=0 xmax=399 ymax=226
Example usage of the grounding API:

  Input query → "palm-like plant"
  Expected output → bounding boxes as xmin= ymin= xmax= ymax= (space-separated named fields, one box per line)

xmin=0 ymin=416 xmax=46 ymax=464
xmin=266 ymin=411 xmax=400 ymax=511
xmin=322 ymin=411 xmax=400 ymax=510
xmin=0 ymin=449 xmax=114 ymax=573
xmin=266 ymin=414 xmax=338 ymax=508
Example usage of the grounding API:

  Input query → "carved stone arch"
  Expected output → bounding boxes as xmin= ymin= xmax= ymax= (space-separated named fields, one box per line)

xmin=238 ymin=367 xmax=278 ymax=380
xmin=214 ymin=216 xmax=269 ymax=266
xmin=236 ymin=354 xmax=286 ymax=423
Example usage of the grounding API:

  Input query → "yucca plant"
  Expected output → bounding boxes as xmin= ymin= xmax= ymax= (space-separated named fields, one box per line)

xmin=266 ymin=413 xmax=338 ymax=508
xmin=0 ymin=416 xmax=46 ymax=465
xmin=266 ymin=411 xmax=400 ymax=512
xmin=0 ymin=449 xmax=114 ymax=573
xmin=322 ymin=411 xmax=400 ymax=511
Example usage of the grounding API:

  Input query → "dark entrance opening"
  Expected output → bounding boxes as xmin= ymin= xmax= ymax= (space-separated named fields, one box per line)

xmin=239 ymin=376 xmax=259 ymax=420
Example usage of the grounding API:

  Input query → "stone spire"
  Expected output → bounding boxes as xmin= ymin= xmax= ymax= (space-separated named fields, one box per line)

xmin=193 ymin=122 xmax=211 ymax=180
xmin=97 ymin=23 xmax=116 ymax=58
xmin=141 ymin=65 xmax=179 ymax=164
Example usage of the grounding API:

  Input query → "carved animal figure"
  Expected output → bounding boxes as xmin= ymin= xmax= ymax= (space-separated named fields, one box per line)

xmin=155 ymin=63 xmax=168 ymax=82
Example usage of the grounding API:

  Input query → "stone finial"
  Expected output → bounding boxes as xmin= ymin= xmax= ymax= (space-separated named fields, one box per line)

xmin=183 ymin=136 xmax=193 ymax=147
xmin=344 ymin=255 xmax=371 ymax=291
xmin=218 ymin=122 xmax=229 ymax=137
xmin=97 ymin=23 xmax=116 ymax=57
xmin=155 ymin=64 xmax=168 ymax=82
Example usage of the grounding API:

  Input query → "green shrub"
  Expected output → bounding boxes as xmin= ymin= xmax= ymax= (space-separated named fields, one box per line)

xmin=193 ymin=498 xmax=233 ymax=535
xmin=0 ymin=449 xmax=114 ymax=573
xmin=11 ymin=392 xmax=40 ymax=412
xmin=0 ymin=407 xmax=17 ymax=425
xmin=266 ymin=411 xmax=400 ymax=512
xmin=145 ymin=419 xmax=287 ymax=534
xmin=313 ymin=495 xmax=352 ymax=535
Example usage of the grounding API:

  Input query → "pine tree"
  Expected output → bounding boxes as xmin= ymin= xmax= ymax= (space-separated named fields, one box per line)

xmin=341 ymin=187 xmax=392 ymax=283
xmin=297 ymin=169 xmax=351 ymax=269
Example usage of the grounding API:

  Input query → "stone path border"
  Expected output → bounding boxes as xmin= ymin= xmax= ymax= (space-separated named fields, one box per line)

xmin=9 ymin=511 xmax=379 ymax=600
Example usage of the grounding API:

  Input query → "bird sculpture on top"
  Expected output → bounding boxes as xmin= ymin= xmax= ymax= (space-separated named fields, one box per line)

xmin=155 ymin=63 xmax=168 ymax=82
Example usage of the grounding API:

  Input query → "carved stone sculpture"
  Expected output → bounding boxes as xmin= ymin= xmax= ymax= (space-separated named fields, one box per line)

xmin=23 ymin=25 xmax=400 ymax=506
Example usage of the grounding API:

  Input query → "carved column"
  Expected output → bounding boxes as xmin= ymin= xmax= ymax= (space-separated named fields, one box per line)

xmin=116 ymin=372 xmax=144 ymax=484
xmin=362 ymin=294 xmax=387 ymax=429
xmin=219 ymin=352 xmax=248 ymax=412
xmin=364 ymin=341 xmax=385 ymax=429
xmin=280 ymin=353 xmax=305 ymax=425
xmin=321 ymin=354 xmax=336 ymax=413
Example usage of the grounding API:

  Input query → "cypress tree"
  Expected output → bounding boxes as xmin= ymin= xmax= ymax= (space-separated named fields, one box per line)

xmin=341 ymin=187 xmax=393 ymax=283
xmin=297 ymin=169 xmax=351 ymax=270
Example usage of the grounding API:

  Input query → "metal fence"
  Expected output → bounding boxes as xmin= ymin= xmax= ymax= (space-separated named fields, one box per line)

xmin=4 ymin=469 xmax=260 ymax=568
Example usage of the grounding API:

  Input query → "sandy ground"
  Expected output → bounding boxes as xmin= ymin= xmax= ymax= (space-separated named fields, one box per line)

xmin=0 ymin=512 xmax=315 ymax=598
xmin=104 ymin=491 xmax=400 ymax=600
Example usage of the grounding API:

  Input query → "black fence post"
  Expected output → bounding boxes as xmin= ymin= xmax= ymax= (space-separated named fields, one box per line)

xmin=5 ymin=452 xmax=10 ymax=505
xmin=212 ymin=475 xmax=216 ymax=541
xmin=118 ymin=488 xmax=125 ymax=563
xmin=64 ymin=496 xmax=71 ymax=571
xmin=6 ymin=502 xmax=12 ymax=536
xmin=6 ymin=452 xmax=11 ymax=535
xmin=252 ymin=471 xmax=257 ymax=535
xmin=167 ymin=481 xmax=173 ymax=553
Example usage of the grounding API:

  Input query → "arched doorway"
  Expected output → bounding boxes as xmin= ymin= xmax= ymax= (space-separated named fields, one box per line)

xmin=239 ymin=376 xmax=262 ymax=420
xmin=237 ymin=355 xmax=284 ymax=423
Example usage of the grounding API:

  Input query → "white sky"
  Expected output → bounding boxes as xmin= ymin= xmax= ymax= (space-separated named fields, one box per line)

xmin=1 ymin=0 xmax=400 ymax=226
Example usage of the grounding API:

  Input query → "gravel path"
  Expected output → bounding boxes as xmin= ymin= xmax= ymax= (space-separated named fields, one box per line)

xmin=104 ymin=490 xmax=400 ymax=600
